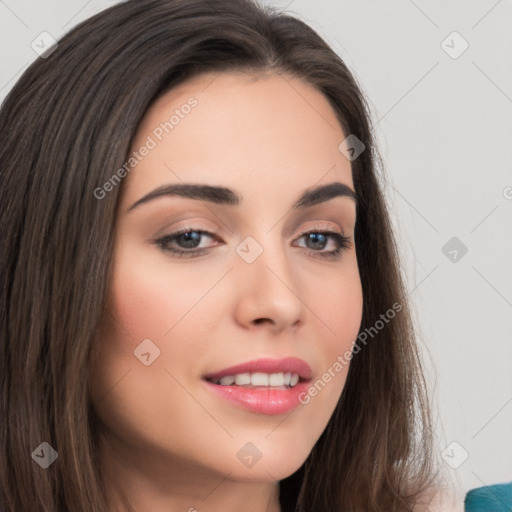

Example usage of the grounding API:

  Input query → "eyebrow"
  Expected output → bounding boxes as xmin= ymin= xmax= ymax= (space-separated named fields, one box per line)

xmin=127 ymin=181 xmax=358 ymax=212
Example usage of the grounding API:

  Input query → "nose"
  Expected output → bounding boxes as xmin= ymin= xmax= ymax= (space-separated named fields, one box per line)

xmin=232 ymin=238 xmax=304 ymax=333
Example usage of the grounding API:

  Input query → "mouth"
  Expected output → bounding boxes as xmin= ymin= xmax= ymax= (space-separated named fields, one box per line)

xmin=202 ymin=356 xmax=312 ymax=387
xmin=202 ymin=357 xmax=313 ymax=415
xmin=205 ymin=371 xmax=303 ymax=389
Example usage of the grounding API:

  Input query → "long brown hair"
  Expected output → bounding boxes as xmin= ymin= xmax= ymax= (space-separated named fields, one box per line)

xmin=0 ymin=0 xmax=440 ymax=510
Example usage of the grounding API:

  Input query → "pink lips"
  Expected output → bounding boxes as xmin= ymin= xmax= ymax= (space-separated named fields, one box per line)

xmin=202 ymin=357 xmax=313 ymax=415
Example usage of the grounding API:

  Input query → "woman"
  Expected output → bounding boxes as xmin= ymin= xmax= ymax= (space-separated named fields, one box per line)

xmin=0 ymin=0 xmax=449 ymax=510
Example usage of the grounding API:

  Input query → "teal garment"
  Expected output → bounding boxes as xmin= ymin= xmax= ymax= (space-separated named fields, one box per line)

xmin=464 ymin=482 xmax=512 ymax=512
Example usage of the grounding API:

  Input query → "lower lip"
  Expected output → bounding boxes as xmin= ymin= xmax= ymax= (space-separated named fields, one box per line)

xmin=203 ymin=380 xmax=310 ymax=415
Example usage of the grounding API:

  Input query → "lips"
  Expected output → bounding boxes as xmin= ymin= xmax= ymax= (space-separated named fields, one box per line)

xmin=202 ymin=357 xmax=313 ymax=415
xmin=203 ymin=357 xmax=313 ymax=382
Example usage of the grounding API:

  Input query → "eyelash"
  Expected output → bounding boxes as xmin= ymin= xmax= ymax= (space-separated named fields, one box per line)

xmin=154 ymin=225 xmax=352 ymax=260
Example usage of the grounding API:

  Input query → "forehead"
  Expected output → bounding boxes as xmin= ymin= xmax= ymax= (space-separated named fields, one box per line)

xmin=121 ymin=70 xmax=354 ymax=208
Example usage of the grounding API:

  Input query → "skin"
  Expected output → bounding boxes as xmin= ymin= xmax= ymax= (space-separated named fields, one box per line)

xmin=89 ymin=70 xmax=363 ymax=512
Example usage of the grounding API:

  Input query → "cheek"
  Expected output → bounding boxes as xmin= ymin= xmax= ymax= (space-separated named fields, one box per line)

xmin=108 ymin=248 xmax=217 ymax=341
xmin=315 ymin=264 xmax=362 ymax=390
xmin=89 ymin=248 xmax=220 ymax=409
xmin=88 ymin=258 xmax=208 ymax=458
xmin=311 ymin=259 xmax=363 ymax=354
xmin=289 ymin=258 xmax=362 ymax=428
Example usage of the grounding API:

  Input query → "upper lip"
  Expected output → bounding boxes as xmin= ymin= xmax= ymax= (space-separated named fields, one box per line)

xmin=203 ymin=357 xmax=313 ymax=382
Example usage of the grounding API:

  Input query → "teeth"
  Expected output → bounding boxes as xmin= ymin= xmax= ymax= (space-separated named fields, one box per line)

xmin=219 ymin=375 xmax=235 ymax=385
xmin=268 ymin=373 xmax=283 ymax=386
xmin=212 ymin=372 xmax=301 ymax=388
xmin=251 ymin=372 xmax=269 ymax=386
xmin=234 ymin=373 xmax=251 ymax=385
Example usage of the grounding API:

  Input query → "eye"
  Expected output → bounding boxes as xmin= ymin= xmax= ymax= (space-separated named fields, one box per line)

xmin=154 ymin=226 xmax=352 ymax=259
xmin=154 ymin=227 xmax=220 ymax=258
xmin=293 ymin=229 xmax=352 ymax=260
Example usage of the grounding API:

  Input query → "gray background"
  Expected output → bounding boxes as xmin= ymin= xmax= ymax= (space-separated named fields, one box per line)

xmin=1 ymin=1 xmax=511 ymax=508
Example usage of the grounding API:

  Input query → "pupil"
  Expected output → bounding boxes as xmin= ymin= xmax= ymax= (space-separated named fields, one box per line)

xmin=307 ymin=233 xmax=326 ymax=250
xmin=178 ymin=231 xmax=200 ymax=248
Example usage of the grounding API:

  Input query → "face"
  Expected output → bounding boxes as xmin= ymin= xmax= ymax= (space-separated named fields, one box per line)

xmin=89 ymin=70 xmax=363 ymax=485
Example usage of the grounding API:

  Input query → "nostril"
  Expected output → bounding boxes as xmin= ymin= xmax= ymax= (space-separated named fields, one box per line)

xmin=253 ymin=318 xmax=272 ymax=325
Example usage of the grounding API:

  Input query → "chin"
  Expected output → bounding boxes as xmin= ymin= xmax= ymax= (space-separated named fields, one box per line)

xmin=221 ymin=443 xmax=310 ymax=483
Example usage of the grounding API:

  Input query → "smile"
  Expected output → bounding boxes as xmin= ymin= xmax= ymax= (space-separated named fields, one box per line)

xmin=202 ymin=357 xmax=313 ymax=415
xmin=207 ymin=371 xmax=300 ymax=388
